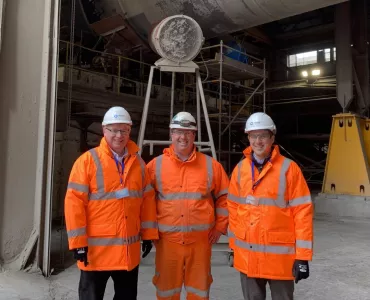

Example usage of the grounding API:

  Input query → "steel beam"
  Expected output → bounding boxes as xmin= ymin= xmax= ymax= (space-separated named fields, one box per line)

xmin=352 ymin=0 xmax=369 ymax=113
xmin=335 ymin=2 xmax=353 ymax=111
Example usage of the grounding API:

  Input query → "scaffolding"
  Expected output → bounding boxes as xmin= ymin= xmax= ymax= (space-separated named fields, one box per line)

xmin=58 ymin=39 xmax=266 ymax=175
xmin=185 ymin=41 xmax=267 ymax=174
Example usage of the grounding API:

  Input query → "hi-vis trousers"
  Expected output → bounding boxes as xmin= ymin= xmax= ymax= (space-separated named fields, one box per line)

xmin=152 ymin=238 xmax=213 ymax=300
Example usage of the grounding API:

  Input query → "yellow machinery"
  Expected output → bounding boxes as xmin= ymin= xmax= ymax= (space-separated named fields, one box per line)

xmin=316 ymin=113 xmax=370 ymax=218
xmin=322 ymin=113 xmax=370 ymax=196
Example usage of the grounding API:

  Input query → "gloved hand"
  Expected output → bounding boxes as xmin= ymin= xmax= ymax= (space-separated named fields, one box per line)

xmin=142 ymin=240 xmax=152 ymax=258
xmin=73 ymin=247 xmax=89 ymax=267
xmin=292 ymin=260 xmax=309 ymax=284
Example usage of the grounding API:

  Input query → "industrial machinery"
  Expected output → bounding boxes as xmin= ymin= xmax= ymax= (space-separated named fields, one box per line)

xmin=76 ymin=0 xmax=348 ymax=56
xmin=316 ymin=113 xmax=370 ymax=218
xmin=137 ymin=14 xmax=217 ymax=158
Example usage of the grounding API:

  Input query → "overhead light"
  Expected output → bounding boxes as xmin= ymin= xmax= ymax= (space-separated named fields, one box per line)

xmin=312 ymin=69 xmax=321 ymax=76
xmin=301 ymin=71 xmax=308 ymax=77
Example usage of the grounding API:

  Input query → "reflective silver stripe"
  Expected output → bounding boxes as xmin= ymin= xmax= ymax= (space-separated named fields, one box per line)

xmin=89 ymin=149 xmax=104 ymax=191
xmin=158 ymin=192 xmax=206 ymax=201
xmin=216 ymin=208 xmax=229 ymax=216
xmin=67 ymin=227 xmax=86 ymax=238
xmin=88 ymin=234 xmax=140 ymax=246
xmin=155 ymin=155 xmax=163 ymax=194
xmin=228 ymin=193 xmax=244 ymax=204
xmin=141 ymin=221 xmax=158 ymax=229
xmin=258 ymin=197 xmax=287 ymax=207
xmin=156 ymin=287 xmax=182 ymax=298
xmin=232 ymin=158 xmax=292 ymax=207
xmin=137 ymin=154 xmax=146 ymax=185
xmin=276 ymin=158 xmax=292 ymax=207
xmin=227 ymin=227 xmax=235 ymax=238
xmin=143 ymin=183 xmax=153 ymax=193
xmin=185 ymin=286 xmax=209 ymax=298
xmin=158 ymin=223 xmax=214 ymax=233
xmin=215 ymin=188 xmax=228 ymax=198
xmin=228 ymin=194 xmax=293 ymax=207
xmin=237 ymin=161 xmax=242 ymax=194
xmin=155 ymin=154 xmax=213 ymax=200
xmin=89 ymin=188 xmax=142 ymax=200
xmin=289 ymin=195 xmax=312 ymax=207
xmin=296 ymin=239 xmax=313 ymax=249
xmin=68 ymin=182 xmax=89 ymax=193
xmin=89 ymin=150 xmax=144 ymax=201
xmin=235 ymin=239 xmax=295 ymax=255
xmin=206 ymin=155 xmax=213 ymax=191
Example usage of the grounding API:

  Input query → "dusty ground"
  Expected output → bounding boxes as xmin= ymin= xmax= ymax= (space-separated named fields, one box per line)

xmin=0 ymin=215 xmax=369 ymax=300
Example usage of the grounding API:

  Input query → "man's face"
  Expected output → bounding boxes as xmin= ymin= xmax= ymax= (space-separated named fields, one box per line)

xmin=248 ymin=129 xmax=274 ymax=158
xmin=103 ymin=123 xmax=131 ymax=154
xmin=170 ymin=129 xmax=196 ymax=154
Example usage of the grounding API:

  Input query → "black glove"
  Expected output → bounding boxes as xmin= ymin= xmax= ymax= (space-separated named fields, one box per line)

xmin=292 ymin=260 xmax=309 ymax=284
xmin=73 ymin=247 xmax=89 ymax=267
xmin=142 ymin=240 xmax=152 ymax=258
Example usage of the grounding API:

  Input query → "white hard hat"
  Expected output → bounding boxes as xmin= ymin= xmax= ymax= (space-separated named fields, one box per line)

xmin=170 ymin=111 xmax=197 ymax=131
xmin=245 ymin=112 xmax=276 ymax=134
xmin=102 ymin=106 xmax=132 ymax=126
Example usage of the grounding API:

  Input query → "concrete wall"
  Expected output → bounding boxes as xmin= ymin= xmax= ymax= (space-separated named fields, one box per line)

xmin=0 ymin=0 xmax=52 ymax=265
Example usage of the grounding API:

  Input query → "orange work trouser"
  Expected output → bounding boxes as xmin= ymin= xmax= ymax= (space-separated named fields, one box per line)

xmin=152 ymin=238 xmax=213 ymax=300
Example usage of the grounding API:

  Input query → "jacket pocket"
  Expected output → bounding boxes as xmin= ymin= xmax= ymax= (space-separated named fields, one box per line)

xmin=267 ymin=231 xmax=295 ymax=244
xmin=190 ymin=199 xmax=215 ymax=225
xmin=88 ymin=223 xmax=117 ymax=237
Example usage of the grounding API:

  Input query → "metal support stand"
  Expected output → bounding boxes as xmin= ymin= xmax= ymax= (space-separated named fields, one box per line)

xmin=137 ymin=59 xmax=217 ymax=159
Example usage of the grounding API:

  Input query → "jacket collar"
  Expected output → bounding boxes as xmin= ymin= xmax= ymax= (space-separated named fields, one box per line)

xmin=243 ymin=145 xmax=280 ymax=163
xmin=163 ymin=144 xmax=197 ymax=162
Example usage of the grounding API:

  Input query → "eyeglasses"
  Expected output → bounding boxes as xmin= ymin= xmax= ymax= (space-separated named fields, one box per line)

xmin=248 ymin=133 xmax=271 ymax=141
xmin=105 ymin=127 xmax=130 ymax=136
xmin=171 ymin=129 xmax=194 ymax=137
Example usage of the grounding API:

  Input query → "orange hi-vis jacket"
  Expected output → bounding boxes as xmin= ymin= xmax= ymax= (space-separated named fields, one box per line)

xmin=227 ymin=145 xmax=313 ymax=280
xmin=64 ymin=138 xmax=158 ymax=271
xmin=147 ymin=146 xmax=229 ymax=244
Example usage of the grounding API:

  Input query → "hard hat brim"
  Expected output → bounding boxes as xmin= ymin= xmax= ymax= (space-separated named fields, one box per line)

xmin=169 ymin=124 xmax=197 ymax=131
xmin=245 ymin=126 xmax=276 ymax=134
xmin=102 ymin=120 xmax=133 ymax=126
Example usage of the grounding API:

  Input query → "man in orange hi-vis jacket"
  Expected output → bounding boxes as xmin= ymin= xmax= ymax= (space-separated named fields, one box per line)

xmin=147 ymin=111 xmax=229 ymax=300
xmin=64 ymin=106 xmax=158 ymax=300
xmin=227 ymin=112 xmax=313 ymax=300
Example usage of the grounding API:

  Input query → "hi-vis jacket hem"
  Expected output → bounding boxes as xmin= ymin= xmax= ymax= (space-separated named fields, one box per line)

xmin=65 ymin=138 xmax=158 ymax=271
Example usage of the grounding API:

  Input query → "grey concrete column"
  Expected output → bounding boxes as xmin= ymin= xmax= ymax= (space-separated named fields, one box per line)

xmin=0 ymin=0 xmax=59 ymax=275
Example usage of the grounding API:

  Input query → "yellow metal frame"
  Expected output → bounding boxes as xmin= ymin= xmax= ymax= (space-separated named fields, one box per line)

xmin=322 ymin=113 xmax=370 ymax=196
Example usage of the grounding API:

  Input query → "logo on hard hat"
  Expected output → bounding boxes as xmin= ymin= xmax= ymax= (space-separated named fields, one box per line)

xmin=114 ymin=114 xmax=124 ymax=119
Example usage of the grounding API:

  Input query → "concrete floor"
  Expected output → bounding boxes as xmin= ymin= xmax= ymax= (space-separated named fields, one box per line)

xmin=1 ymin=215 xmax=370 ymax=300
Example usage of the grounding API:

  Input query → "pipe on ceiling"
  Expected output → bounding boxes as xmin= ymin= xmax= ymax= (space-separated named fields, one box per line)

xmin=95 ymin=0 xmax=348 ymax=41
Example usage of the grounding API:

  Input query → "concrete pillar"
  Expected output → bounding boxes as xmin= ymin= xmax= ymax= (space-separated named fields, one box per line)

xmin=0 ymin=0 xmax=59 ymax=275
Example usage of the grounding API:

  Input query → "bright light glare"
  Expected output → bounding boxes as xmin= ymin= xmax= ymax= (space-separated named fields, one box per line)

xmin=301 ymin=71 xmax=308 ymax=77
xmin=312 ymin=69 xmax=321 ymax=76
